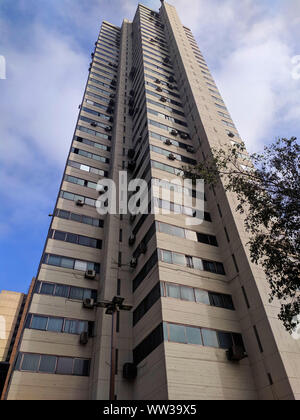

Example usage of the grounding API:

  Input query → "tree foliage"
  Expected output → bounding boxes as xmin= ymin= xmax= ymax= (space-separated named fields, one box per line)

xmin=183 ymin=137 xmax=300 ymax=332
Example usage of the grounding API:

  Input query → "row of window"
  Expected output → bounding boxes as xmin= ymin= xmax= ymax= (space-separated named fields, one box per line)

xmin=60 ymin=190 xmax=97 ymax=207
xmin=71 ymin=147 xmax=109 ymax=164
xmin=34 ymin=280 xmax=97 ymax=301
xmin=68 ymin=159 xmax=108 ymax=177
xmin=146 ymin=89 xmax=182 ymax=108
xmin=15 ymin=353 xmax=90 ymax=376
xmin=81 ymin=106 xmax=112 ymax=122
xmin=25 ymin=314 xmax=92 ymax=336
xmin=74 ymin=135 xmax=110 ymax=152
xmin=133 ymin=323 xmax=244 ymax=365
xmin=85 ymin=89 xmax=110 ymax=104
xmin=76 ymin=125 xmax=111 ymax=141
xmin=156 ymin=221 xmax=218 ymax=246
xmin=149 ymin=131 xmax=192 ymax=152
xmin=150 ymin=145 xmax=197 ymax=165
xmin=48 ymin=229 xmax=102 ymax=249
xmin=42 ymin=253 xmax=100 ymax=273
xmin=65 ymin=174 xmax=97 ymax=190
xmin=153 ymin=198 xmax=212 ymax=222
xmin=159 ymin=249 xmax=225 ymax=275
xmin=146 ymin=98 xmax=183 ymax=117
xmin=54 ymin=208 xmax=103 ymax=228
xmin=149 ymin=119 xmax=189 ymax=138
xmin=148 ymin=108 xmax=187 ymax=127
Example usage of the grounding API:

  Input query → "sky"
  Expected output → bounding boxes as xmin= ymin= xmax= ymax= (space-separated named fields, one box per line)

xmin=0 ymin=0 xmax=299 ymax=293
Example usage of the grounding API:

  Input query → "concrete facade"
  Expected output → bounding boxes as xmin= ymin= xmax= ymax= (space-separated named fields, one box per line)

xmin=4 ymin=2 xmax=300 ymax=400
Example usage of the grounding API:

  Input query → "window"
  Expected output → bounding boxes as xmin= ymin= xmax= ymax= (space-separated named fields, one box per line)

xmin=21 ymin=354 xmax=40 ymax=371
xmin=217 ymin=332 xmax=233 ymax=349
xmin=186 ymin=327 xmax=202 ymax=345
xmin=202 ymin=329 xmax=219 ymax=348
xmin=47 ymin=318 xmax=64 ymax=332
xmin=31 ymin=315 xmax=48 ymax=331
xmin=180 ymin=286 xmax=194 ymax=301
xmin=166 ymin=283 xmax=180 ymax=299
xmin=39 ymin=355 xmax=57 ymax=373
xmin=56 ymin=357 xmax=73 ymax=375
xmin=195 ymin=289 xmax=210 ymax=305
xmin=169 ymin=323 xmax=186 ymax=343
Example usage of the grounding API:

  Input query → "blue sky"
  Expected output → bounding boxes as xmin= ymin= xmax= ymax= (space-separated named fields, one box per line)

xmin=0 ymin=0 xmax=299 ymax=293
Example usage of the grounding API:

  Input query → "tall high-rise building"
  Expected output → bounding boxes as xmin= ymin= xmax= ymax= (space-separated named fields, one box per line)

xmin=4 ymin=1 xmax=300 ymax=400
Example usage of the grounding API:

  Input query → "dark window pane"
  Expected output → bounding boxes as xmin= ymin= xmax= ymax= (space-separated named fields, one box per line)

xmin=53 ymin=231 xmax=66 ymax=241
xmin=31 ymin=315 xmax=48 ymax=330
xmin=58 ymin=210 xmax=70 ymax=219
xmin=197 ymin=233 xmax=210 ymax=244
xmin=48 ymin=255 xmax=61 ymax=266
xmin=202 ymin=329 xmax=219 ymax=347
xmin=54 ymin=284 xmax=69 ymax=298
xmin=40 ymin=283 xmax=55 ymax=295
xmin=70 ymin=213 xmax=82 ymax=222
xmin=21 ymin=354 xmax=40 ymax=371
xmin=64 ymin=320 xmax=78 ymax=334
xmin=33 ymin=281 xmax=41 ymax=294
xmin=186 ymin=327 xmax=202 ymax=345
xmin=15 ymin=353 xmax=22 ymax=370
xmin=216 ymin=262 xmax=225 ymax=275
xmin=73 ymin=359 xmax=90 ymax=376
xmin=83 ymin=289 xmax=92 ymax=300
xmin=169 ymin=323 xmax=186 ymax=343
xmin=209 ymin=293 xmax=224 ymax=308
xmin=222 ymin=295 xmax=234 ymax=310
xmin=78 ymin=236 xmax=91 ymax=247
xmin=69 ymin=287 xmax=84 ymax=300
xmin=217 ymin=332 xmax=233 ymax=349
xmin=66 ymin=233 xmax=78 ymax=244
xmin=47 ymin=318 xmax=64 ymax=332
xmin=56 ymin=357 xmax=73 ymax=375
xmin=82 ymin=216 xmax=93 ymax=225
xmin=39 ymin=355 xmax=57 ymax=373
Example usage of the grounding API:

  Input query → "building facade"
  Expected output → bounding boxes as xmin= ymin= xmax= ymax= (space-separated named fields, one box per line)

xmin=4 ymin=1 xmax=300 ymax=400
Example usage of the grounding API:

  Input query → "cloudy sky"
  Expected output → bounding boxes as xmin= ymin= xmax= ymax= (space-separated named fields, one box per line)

xmin=0 ymin=0 xmax=299 ymax=293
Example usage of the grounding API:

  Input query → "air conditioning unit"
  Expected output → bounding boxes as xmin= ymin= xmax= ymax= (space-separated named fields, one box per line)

xmin=155 ymin=79 xmax=161 ymax=84
xmin=79 ymin=331 xmax=89 ymax=345
xmin=129 ymin=89 xmax=135 ymax=96
xmin=128 ymin=149 xmax=135 ymax=159
xmin=160 ymin=97 xmax=167 ymax=102
xmin=164 ymin=57 xmax=170 ymax=63
xmin=123 ymin=363 xmax=137 ymax=380
xmin=85 ymin=270 xmax=96 ymax=280
xmin=76 ymin=199 xmax=84 ymax=207
xmin=168 ymin=153 xmax=176 ymax=161
xmin=109 ymin=99 xmax=115 ymax=107
xmin=164 ymin=139 xmax=173 ymax=146
xmin=156 ymin=87 xmax=163 ymax=92
xmin=186 ymin=146 xmax=195 ymax=153
xmin=130 ymin=258 xmax=138 ymax=268
xmin=139 ymin=242 xmax=147 ymax=254
xmin=91 ymin=122 xmax=97 ymax=127
xmin=168 ymin=76 xmax=175 ymax=83
xmin=109 ymin=116 xmax=114 ymax=123
xmin=226 ymin=345 xmax=247 ymax=362
xmin=83 ymin=298 xmax=95 ymax=309
xmin=167 ymin=84 xmax=174 ymax=90
xmin=105 ymin=126 xmax=112 ymax=132
xmin=227 ymin=132 xmax=235 ymax=138
xmin=170 ymin=129 xmax=178 ymax=136
xmin=128 ymin=234 xmax=136 ymax=246
xmin=180 ymin=133 xmax=188 ymax=140
xmin=110 ymin=93 xmax=116 ymax=99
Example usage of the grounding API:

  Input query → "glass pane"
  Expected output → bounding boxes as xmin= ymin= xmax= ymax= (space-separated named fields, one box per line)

xmin=31 ymin=315 xmax=48 ymax=330
xmin=202 ymin=329 xmax=219 ymax=348
xmin=56 ymin=357 xmax=73 ymax=375
xmin=69 ymin=287 xmax=84 ymax=300
xmin=163 ymin=322 xmax=168 ymax=340
xmin=66 ymin=233 xmax=78 ymax=244
xmin=40 ymin=282 xmax=55 ymax=295
xmin=39 ymin=355 xmax=57 ymax=373
xmin=78 ymin=321 xmax=88 ymax=334
xmin=166 ymin=283 xmax=180 ymax=299
xmin=58 ymin=210 xmax=70 ymax=219
xmin=169 ymin=323 xmax=186 ymax=343
xmin=61 ymin=257 xmax=74 ymax=269
xmin=172 ymin=253 xmax=186 ymax=266
xmin=74 ymin=260 xmax=87 ymax=271
xmin=80 ymin=164 xmax=90 ymax=172
xmin=54 ymin=284 xmax=69 ymax=298
xmin=47 ymin=318 xmax=64 ymax=332
xmin=73 ymin=359 xmax=89 ymax=376
xmin=195 ymin=289 xmax=210 ymax=305
xmin=78 ymin=236 xmax=91 ymax=247
xmin=53 ymin=231 xmax=66 ymax=241
xmin=47 ymin=255 xmax=61 ymax=266
xmin=180 ymin=286 xmax=195 ymax=301
xmin=82 ymin=216 xmax=93 ymax=225
xmin=217 ymin=332 xmax=233 ymax=349
xmin=21 ymin=354 xmax=40 ymax=371
xmin=223 ymin=295 xmax=234 ymax=310
xmin=70 ymin=213 xmax=82 ymax=222
xmin=160 ymin=250 xmax=172 ymax=263
xmin=186 ymin=327 xmax=202 ymax=345
xmin=185 ymin=230 xmax=197 ymax=241
xmin=83 ymin=289 xmax=92 ymax=300
xmin=192 ymin=257 xmax=203 ymax=271
xmin=64 ymin=320 xmax=78 ymax=334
